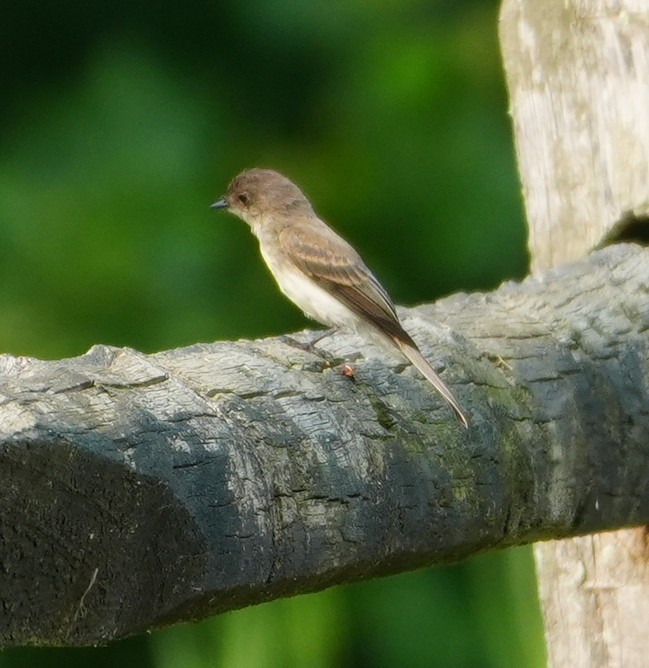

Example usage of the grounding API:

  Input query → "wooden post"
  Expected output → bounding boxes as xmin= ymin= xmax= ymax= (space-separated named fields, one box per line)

xmin=500 ymin=1 xmax=649 ymax=665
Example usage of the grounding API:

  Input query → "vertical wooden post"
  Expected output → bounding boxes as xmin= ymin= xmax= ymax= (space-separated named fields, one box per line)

xmin=499 ymin=1 xmax=649 ymax=665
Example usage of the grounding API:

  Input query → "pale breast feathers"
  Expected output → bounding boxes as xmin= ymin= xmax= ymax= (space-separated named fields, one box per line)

xmin=277 ymin=224 xmax=413 ymax=343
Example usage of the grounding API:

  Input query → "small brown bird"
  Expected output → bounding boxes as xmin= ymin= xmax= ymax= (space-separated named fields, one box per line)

xmin=212 ymin=168 xmax=468 ymax=428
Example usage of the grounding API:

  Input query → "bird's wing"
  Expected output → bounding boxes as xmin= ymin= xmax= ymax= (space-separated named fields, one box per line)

xmin=279 ymin=221 xmax=469 ymax=428
xmin=278 ymin=222 xmax=414 ymax=344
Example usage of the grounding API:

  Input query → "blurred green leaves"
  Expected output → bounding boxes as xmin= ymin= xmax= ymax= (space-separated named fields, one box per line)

xmin=152 ymin=589 xmax=348 ymax=668
xmin=0 ymin=0 xmax=526 ymax=359
xmin=0 ymin=1 xmax=541 ymax=666
xmin=0 ymin=41 xmax=218 ymax=355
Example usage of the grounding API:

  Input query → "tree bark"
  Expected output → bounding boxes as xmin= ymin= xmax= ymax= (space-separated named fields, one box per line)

xmin=1 ymin=243 xmax=648 ymax=646
xmin=500 ymin=1 xmax=649 ymax=666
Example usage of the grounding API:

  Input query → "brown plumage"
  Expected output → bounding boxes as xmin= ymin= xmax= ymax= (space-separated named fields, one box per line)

xmin=212 ymin=168 xmax=469 ymax=428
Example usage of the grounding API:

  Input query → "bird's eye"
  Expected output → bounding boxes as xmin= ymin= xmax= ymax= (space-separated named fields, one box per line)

xmin=238 ymin=192 xmax=250 ymax=206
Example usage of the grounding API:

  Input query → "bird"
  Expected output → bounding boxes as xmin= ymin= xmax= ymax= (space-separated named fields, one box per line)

xmin=211 ymin=168 xmax=469 ymax=428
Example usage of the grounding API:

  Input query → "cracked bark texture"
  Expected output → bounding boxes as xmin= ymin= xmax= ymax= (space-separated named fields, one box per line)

xmin=500 ymin=0 xmax=649 ymax=666
xmin=1 ymin=243 xmax=649 ymax=646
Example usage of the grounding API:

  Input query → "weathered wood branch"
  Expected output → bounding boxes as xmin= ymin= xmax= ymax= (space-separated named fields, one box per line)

xmin=1 ymin=243 xmax=648 ymax=646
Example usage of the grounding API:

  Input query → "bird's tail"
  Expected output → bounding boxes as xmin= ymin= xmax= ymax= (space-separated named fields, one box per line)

xmin=392 ymin=336 xmax=469 ymax=429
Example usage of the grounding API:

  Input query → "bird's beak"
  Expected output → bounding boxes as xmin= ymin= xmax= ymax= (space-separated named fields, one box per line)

xmin=210 ymin=198 xmax=228 ymax=210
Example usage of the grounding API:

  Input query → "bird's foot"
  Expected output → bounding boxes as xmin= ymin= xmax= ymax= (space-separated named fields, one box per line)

xmin=279 ymin=328 xmax=336 ymax=353
xmin=279 ymin=331 xmax=343 ymax=369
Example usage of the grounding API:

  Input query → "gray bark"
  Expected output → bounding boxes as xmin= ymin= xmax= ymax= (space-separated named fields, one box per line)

xmin=500 ymin=1 xmax=649 ymax=666
xmin=1 ymin=243 xmax=648 ymax=647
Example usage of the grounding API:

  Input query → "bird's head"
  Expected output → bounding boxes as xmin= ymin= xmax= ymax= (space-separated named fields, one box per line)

xmin=211 ymin=168 xmax=312 ymax=228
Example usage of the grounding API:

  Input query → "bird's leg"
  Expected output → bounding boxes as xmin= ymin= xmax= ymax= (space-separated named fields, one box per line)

xmin=279 ymin=328 xmax=350 ymax=371
xmin=279 ymin=327 xmax=336 ymax=353
xmin=309 ymin=327 xmax=336 ymax=347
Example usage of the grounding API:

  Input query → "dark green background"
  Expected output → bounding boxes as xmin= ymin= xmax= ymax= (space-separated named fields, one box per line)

xmin=0 ymin=0 xmax=544 ymax=665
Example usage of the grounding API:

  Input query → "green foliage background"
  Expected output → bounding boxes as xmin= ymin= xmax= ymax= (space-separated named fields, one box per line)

xmin=0 ymin=0 xmax=545 ymax=665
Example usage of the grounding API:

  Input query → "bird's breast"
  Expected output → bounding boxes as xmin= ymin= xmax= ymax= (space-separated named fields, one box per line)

xmin=259 ymin=244 xmax=359 ymax=329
